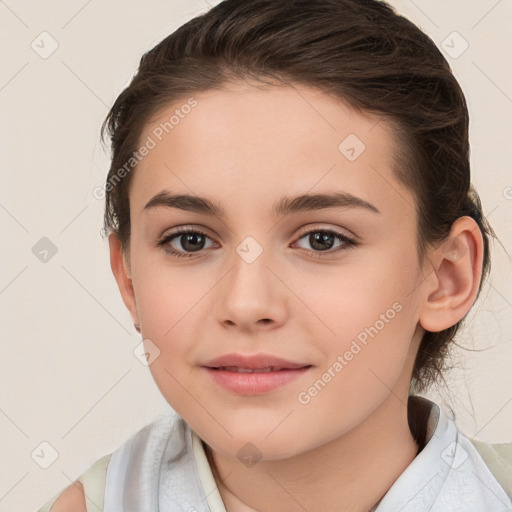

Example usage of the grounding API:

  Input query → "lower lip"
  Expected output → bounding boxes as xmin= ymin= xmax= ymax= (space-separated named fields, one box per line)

xmin=203 ymin=367 xmax=311 ymax=395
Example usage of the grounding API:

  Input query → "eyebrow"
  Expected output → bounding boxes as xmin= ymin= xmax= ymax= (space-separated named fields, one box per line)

xmin=142 ymin=190 xmax=381 ymax=217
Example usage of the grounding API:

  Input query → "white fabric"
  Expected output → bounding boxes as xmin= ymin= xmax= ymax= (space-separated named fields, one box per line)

xmin=376 ymin=400 xmax=511 ymax=511
xmin=103 ymin=398 xmax=512 ymax=511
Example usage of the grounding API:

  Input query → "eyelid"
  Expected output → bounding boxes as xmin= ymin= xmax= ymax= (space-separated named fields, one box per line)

xmin=291 ymin=226 xmax=357 ymax=255
xmin=157 ymin=225 xmax=217 ymax=246
xmin=157 ymin=223 xmax=358 ymax=258
xmin=294 ymin=223 xmax=357 ymax=241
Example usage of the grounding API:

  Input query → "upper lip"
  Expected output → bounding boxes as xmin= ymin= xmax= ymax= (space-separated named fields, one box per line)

xmin=202 ymin=353 xmax=310 ymax=370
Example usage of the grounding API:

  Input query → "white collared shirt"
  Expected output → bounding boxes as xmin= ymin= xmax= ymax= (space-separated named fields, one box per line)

xmin=98 ymin=396 xmax=511 ymax=511
xmin=37 ymin=396 xmax=512 ymax=511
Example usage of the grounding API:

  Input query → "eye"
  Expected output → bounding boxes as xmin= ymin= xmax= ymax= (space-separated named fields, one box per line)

xmin=157 ymin=227 xmax=216 ymax=258
xmin=157 ymin=226 xmax=357 ymax=259
xmin=293 ymin=228 xmax=357 ymax=256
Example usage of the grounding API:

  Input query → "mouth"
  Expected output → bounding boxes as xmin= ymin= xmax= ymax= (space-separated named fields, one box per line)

xmin=207 ymin=366 xmax=309 ymax=373
xmin=202 ymin=352 xmax=310 ymax=371
xmin=201 ymin=354 xmax=313 ymax=394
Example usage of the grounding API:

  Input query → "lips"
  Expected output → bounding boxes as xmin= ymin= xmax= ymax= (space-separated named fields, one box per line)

xmin=203 ymin=353 xmax=310 ymax=371
xmin=214 ymin=366 xmax=287 ymax=373
xmin=202 ymin=353 xmax=312 ymax=394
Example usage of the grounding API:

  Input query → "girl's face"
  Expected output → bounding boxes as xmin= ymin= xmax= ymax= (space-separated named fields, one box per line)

xmin=114 ymin=82 xmax=431 ymax=460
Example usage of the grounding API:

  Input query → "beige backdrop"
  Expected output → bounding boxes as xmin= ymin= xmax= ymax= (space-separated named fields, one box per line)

xmin=1 ymin=0 xmax=511 ymax=510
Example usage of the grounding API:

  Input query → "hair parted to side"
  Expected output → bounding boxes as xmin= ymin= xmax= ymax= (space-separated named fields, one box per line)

xmin=100 ymin=0 xmax=497 ymax=399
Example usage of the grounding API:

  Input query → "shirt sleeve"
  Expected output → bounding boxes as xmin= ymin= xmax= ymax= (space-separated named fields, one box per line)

xmin=79 ymin=453 xmax=112 ymax=511
xmin=469 ymin=438 xmax=512 ymax=501
xmin=35 ymin=453 xmax=112 ymax=512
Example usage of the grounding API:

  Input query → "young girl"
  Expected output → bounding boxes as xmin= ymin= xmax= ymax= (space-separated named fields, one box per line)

xmin=38 ymin=0 xmax=512 ymax=510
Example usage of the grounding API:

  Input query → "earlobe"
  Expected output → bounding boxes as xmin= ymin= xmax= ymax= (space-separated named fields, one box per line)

xmin=418 ymin=216 xmax=484 ymax=333
xmin=108 ymin=232 xmax=140 ymax=327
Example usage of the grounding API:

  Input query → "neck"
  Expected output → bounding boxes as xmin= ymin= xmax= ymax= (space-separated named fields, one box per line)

xmin=205 ymin=394 xmax=423 ymax=512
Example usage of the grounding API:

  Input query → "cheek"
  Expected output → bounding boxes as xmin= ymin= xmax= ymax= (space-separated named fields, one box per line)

xmin=132 ymin=250 xmax=207 ymax=340
xmin=295 ymin=249 xmax=417 ymax=386
xmin=297 ymin=300 xmax=414 ymax=435
xmin=134 ymin=270 xmax=204 ymax=415
xmin=290 ymin=251 xmax=412 ymax=341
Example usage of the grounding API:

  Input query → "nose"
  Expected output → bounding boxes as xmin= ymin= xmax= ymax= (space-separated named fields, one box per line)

xmin=215 ymin=243 xmax=289 ymax=333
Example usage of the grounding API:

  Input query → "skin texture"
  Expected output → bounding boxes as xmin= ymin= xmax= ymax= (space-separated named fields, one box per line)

xmin=49 ymin=481 xmax=85 ymax=511
xmin=108 ymin=82 xmax=484 ymax=512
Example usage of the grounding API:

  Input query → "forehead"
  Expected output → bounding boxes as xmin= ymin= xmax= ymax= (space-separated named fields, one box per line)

xmin=131 ymin=82 xmax=414 ymax=220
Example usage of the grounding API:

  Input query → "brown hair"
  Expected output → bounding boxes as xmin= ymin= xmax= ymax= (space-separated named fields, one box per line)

xmin=100 ymin=0 xmax=496 ymax=401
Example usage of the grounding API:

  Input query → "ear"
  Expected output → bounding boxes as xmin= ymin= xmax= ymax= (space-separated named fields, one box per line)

xmin=418 ymin=216 xmax=485 ymax=332
xmin=108 ymin=232 xmax=140 ymax=328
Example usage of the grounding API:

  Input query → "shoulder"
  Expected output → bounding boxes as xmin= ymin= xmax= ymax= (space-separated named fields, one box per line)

xmin=468 ymin=438 xmax=512 ymax=501
xmin=38 ymin=410 xmax=179 ymax=512
xmin=37 ymin=453 xmax=112 ymax=512
xmin=48 ymin=481 xmax=86 ymax=512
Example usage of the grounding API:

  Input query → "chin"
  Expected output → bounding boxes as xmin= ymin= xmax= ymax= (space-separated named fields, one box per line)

xmin=213 ymin=439 xmax=303 ymax=464
xmin=199 ymin=425 xmax=311 ymax=464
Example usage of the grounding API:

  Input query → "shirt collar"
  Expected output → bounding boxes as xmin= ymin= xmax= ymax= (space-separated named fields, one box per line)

xmin=191 ymin=395 xmax=443 ymax=512
xmin=192 ymin=396 xmax=511 ymax=512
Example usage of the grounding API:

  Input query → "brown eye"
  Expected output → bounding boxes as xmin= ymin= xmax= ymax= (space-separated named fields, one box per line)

xmin=157 ymin=228 xmax=215 ymax=258
xmin=173 ymin=232 xmax=207 ymax=252
xmin=294 ymin=229 xmax=356 ymax=255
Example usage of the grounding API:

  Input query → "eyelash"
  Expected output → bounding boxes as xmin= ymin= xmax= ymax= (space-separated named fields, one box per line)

xmin=156 ymin=226 xmax=357 ymax=259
